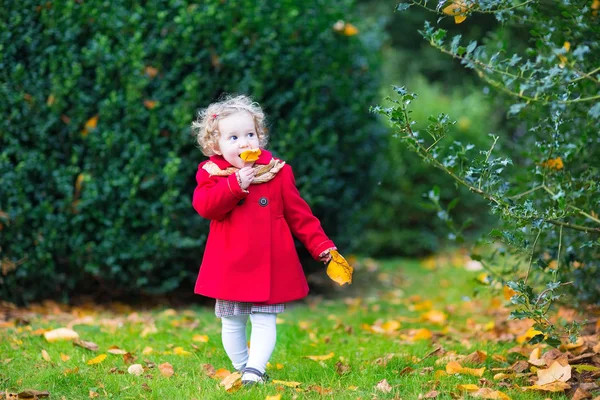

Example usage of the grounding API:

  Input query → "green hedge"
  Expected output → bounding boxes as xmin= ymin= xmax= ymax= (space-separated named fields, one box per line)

xmin=0 ymin=0 xmax=384 ymax=304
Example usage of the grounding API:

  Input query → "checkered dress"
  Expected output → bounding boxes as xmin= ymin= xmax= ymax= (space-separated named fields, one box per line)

xmin=215 ymin=300 xmax=285 ymax=318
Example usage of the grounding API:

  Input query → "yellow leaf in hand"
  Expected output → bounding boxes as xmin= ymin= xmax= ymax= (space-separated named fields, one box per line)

xmin=326 ymin=250 xmax=353 ymax=286
xmin=240 ymin=148 xmax=261 ymax=162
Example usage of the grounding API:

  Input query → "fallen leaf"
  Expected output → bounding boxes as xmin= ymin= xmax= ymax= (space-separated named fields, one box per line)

xmin=107 ymin=346 xmax=128 ymax=355
xmin=143 ymin=99 xmax=157 ymax=109
xmin=423 ymin=390 xmax=438 ymax=398
xmin=446 ymin=361 xmax=485 ymax=377
xmin=158 ymin=362 xmax=174 ymax=377
xmin=173 ymin=346 xmax=192 ymax=356
xmin=127 ymin=364 xmax=144 ymax=376
xmin=265 ymin=395 xmax=281 ymax=400
xmin=421 ymin=310 xmax=447 ymax=324
xmin=326 ymin=250 xmax=353 ymax=285
xmin=16 ymin=389 xmax=50 ymax=398
xmin=572 ymin=387 xmax=593 ymax=400
xmin=145 ymin=66 xmax=158 ymax=78
xmin=375 ymin=379 xmax=392 ymax=393
xmin=192 ymin=334 xmax=209 ymax=343
xmin=524 ymin=381 xmax=571 ymax=392
xmin=304 ymin=352 xmax=334 ymax=361
xmin=214 ymin=368 xmax=231 ymax=379
xmin=142 ymin=346 xmax=153 ymax=355
xmin=470 ymin=388 xmax=511 ymax=399
xmin=73 ymin=338 xmax=98 ymax=351
xmin=457 ymin=384 xmax=480 ymax=392
xmin=86 ymin=354 xmax=107 ymax=365
xmin=220 ymin=372 xmax=242 ymax=392
xmin=60 ymin=353 xmax=70 ymax=362
xmin=529 ymin=347 xmax=545 ymax=366
xmin=535 ymin=360 xmax=571 ymax=385
xmin=89 ymin=390 xmax=99 ymax=398
xmin=44 ymin=328 xmax=79 ymax=342
xmin=41 ymin=350 xmax=51 ymax=362
xmin=463 ymin=350 xmax=487 ymax=364
xmin=271 ymin=380 xmax=302 ymax=388
xmin=343 ymin=23 xmax=359 ymax=36
xmin=203 ymin=363 xmax=216 ymax=377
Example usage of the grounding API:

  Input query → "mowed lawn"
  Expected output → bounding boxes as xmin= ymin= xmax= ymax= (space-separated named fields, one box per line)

xmin=1 ymin=253 xmax=585 ymax=399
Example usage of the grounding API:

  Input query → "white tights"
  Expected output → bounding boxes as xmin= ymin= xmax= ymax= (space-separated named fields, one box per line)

xmin=221 ymin=313 xmax=277 ymax=375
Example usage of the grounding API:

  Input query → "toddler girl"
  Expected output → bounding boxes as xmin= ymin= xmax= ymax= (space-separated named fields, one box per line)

xmin=191 ymin=94 xmax=336 ymax=385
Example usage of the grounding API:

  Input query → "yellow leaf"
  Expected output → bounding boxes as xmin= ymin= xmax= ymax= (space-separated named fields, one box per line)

xmin=220 ymin=372 xmax=242 ymax=392
xmin=477 ymin=273 xmax=491 ymax=284
xmin=454 ymin=14 xmax=467 ymax=23
xmin=421 ymin=310 xmax=447 ymax=324
xmin=192 ymin=334 xmax=209 ymax=343
xmin=471 ymin=388 xmax=512 ymax=399
xmin=143 ymin=99 xmax=157 ymax=109
xmin=326 ymin=250 xmax=353 ymax=285
xmin=47 ymin=94 xmax=56 ymax=106
xmin=145 ymin=66 xmax=159 ymax=78
xmin=541 ymin=157 xmax=564 ymax=170
xmin=81 ymin=115 xmax=98 ymax=137
xmin=525 ymin=381 xmax=571 ymax=392
xmin=442 ymin=1 xmax=468 ymax=15
xmin=528 ymin=347 xmax=545 ymax=366
xmin=503 ymin=285 xmax=517 ymax=300
xmin=304 ymin=352 xmax=334 ymax=361
xmin=173 ymin=346 xmax=191 ymax=356
xmin=239 ymin=148 xmax=261 ymax=162
xmin=434 ymin=370 xmax=448 ymax=379
xmin=44 ymin=328 xmax=80 ymax=342
xmin=516 ymin=327 xmax=543 ymax=343
xmin=271 ymin=380 xmax=302 ymax=388
xmin=380 ymin=320 xmax=401 ymax=332
xmin=214 ymin=368 xmax=231 ymax=379
xmin=446 ymin=361 xmax=485 ymax=376
xmin=411 ymin=328 xmax=433 ymax=341
xmin=142 ymin=346 xmax=153 ymax=355
xmin=343 ymin=23 xmax=359 ymax=36
xmin=563 ymin=42 xmax=571 ymax=51
xmin=266 ymin=395 xmax=282 ymax=400
xmin=457 ymin=384 xmax=480 ymax=392
xmin=535 ymin=360 xmax=571 ymax=385
xmin=87 ymin=354 xmax=107 ymax=365
xmin=60 ymin=353 xmax=70 ymax=362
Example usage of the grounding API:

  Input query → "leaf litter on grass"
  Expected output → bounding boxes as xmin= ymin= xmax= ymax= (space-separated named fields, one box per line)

xmin=1 ymin=251 xmax=600 ymax=398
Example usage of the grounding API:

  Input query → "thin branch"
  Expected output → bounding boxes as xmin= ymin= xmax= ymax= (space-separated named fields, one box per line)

xmin=569 ymin=66 xmax=600 ymax=84
xmin=524 ymin=229 xmax=541 ymax=284
xmin=509 ymin=184 xmax=544 ymax=200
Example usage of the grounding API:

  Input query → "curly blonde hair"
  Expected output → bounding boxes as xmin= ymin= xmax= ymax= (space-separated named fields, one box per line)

xmin=191 ymin=94 xmax=269 ymax=156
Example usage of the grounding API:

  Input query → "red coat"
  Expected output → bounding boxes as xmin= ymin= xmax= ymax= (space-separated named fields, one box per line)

xmin=192 ymin=150 xmax=335 ymax=304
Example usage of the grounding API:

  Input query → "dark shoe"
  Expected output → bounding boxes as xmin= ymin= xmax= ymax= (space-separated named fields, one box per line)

xmin=241 ymin=367 xmax=269 ymax=386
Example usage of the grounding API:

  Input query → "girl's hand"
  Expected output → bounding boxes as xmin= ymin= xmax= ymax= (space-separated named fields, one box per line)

xmin=237 ymin=166 xmax=256 ymax=190
xmin=318 ymin=248 xmax=336 ymax=264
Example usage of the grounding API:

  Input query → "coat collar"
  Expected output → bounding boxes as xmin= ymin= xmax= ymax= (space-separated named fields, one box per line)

xmin=209 ymin=149 xmax=273 ymax=170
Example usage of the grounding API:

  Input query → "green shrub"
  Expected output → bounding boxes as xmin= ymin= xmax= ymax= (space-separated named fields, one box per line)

xmin=0 ymin=0 xmax=384 ymax=304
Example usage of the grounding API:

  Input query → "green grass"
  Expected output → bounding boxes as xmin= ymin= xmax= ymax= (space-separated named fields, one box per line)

xmin=0 ymin=257 xmax=569 ymax=399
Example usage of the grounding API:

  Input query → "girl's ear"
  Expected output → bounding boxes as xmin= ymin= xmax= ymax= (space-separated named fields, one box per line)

xmin=211 ymin=143 xmax=222 ymax=155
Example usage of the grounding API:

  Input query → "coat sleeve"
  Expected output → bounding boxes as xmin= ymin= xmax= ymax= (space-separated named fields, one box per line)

xmin=192 ymin=163 xmax=249 ymax=221
xmin=281 ymin=164 xmax=336 ymax=260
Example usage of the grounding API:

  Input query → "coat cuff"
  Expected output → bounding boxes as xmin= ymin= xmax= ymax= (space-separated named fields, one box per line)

xmin=311 ymin=240 xmax=336 ymax=260
xmin=227 ymin=174 xmax=249 ymax=199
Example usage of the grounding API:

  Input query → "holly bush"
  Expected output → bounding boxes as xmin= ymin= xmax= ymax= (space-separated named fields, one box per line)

xmin=0 ymin=0 xmax=384 ymax=303
xmin=377 ymin=0 xmax=599 ymax=342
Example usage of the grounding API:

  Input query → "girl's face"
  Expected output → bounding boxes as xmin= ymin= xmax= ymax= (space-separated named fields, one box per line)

xmin=215 ymin=111 xmax=260 ymax=168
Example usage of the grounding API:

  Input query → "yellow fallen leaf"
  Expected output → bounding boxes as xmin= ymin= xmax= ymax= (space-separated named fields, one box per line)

xmin=60 ymin=353 xmax=70 ymax=362
xmin=107 ymin=346 xmax=128 ymax=355
xmin=304 ymin=352 xmax=334 ymax=361
xmin=524 ymin=381 xmax=571 ymax=392
xmin=220 ymin=372 xmax=242 ymax=392
xmin=457 ymin=384 xmax=480 ymax=392
xmin=535 ymin=360 xmax=571 ymax=385
xmin=173 ymin=346 xmax=191 ymax=356
xmin=528 ymin=347 xmax=545 ymax=366
xmin=159 ymin=362 xmax=174 ymax=377
xmin=271 ymin=380 xmax=302 ymax=388
xmin=142 ymin=346 xmax=153 ymax=355
xmin=44 ymin=327 xmax=80 ymax=342
xmin=193 ymin=334 xmax=209 ymax=343
xmin=214 ymin=368 xmax=231 ymax=379
xmin=87 ymin=354 xmax=107 ymax=365
xmin=421 ymin=310 xmax=447 ymax=324
xmin=410 ymin=328 xmax=433 ymax=341
xmin=240 ymin=148 xmax=261 ymax=162
xmin=326 ymin=250 xmax=353 ymax=286
xmin=380 ymin=320 xmax=401 ymax=333
xmin=471 ymin=388 xmax=512 ymax=399
xmin=375 ymin=379 xmax=392 ymax=393
xmin=446 ymin=361 xmax=485 ymax=377
xmin=266 ymin=395 xmax=281 ymax=400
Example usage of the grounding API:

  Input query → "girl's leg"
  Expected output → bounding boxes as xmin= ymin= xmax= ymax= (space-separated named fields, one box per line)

xmin=221 ymin=315 xmax=249 ymax=371
xmin=242 ymin=312 xmax=277 ymax=382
